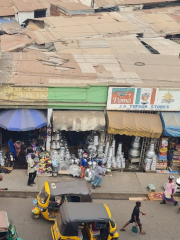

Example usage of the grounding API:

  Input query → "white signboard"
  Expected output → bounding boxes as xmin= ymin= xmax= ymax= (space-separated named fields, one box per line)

xmin=107 ymin=87 xmax=180 ymax=111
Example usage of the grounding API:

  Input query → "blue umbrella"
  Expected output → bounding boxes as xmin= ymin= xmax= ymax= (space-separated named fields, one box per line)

xmin=0 ymin=109 xmax=47 ymax=131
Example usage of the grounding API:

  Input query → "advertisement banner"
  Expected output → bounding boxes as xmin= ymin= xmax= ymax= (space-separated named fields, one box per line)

xmin=107 ymin=88 xmax=180 ymax=111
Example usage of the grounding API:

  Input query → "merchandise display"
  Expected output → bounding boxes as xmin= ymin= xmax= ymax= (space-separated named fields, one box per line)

xmin=128 ymin=137 xmax=141 ymax=163
xmin=0 ymin=151 xmax=5 ymax=167
xmin=49 ymin=130 xmax=127 ymax=178
xmin=144 ymin=141 xmax=157 ymax=171
xmin=27 ymin=151 xmax=53 ymax=175
xmin=156 ymin=138 xmax=168 ymax=170
xmin=170 ymin=142 xmax=180 ymax=171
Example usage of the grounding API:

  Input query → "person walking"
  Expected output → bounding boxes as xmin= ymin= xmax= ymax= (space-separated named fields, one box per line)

xmin=92 ymin=161 xmax=105 ymax=189
xmin=27 ymin=154 xmax=36 ymax=187
xmin=160 ymin=175 xmax=178 ymax=206
xmin=120 ymin=201 xmax=146 ymax=235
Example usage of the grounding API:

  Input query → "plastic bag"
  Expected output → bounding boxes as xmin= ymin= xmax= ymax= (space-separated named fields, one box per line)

xmin=131 ymin=226 xmax=138 ymax=233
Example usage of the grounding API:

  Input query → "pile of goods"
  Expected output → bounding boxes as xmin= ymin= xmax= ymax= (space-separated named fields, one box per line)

xmin=37 ymin=152 xmax=52 ymax=174
xmin=51 ymin=132 xmax=81 ymax=177
xmin=0 ymin=151 xmax=13 ymax=173
xmin=27 ymin=152 xmax=52 ymax=175
xmin=50 ymin=131 xmax=126 ymax=178
xmin=0 ymin=151 xmax=5 ymax=167
xmin=128 ymin=137 xmax=141 ymax=163
xmin=106 ymin=141 xmax=125 ymax=169
xmin=148 ymin=192 xmax=163 ymax=201
xmin=170 ymin=141 xmax=180 ymax=172
xmin=144 ymin=141 xmax=157 ymax=171
xmin=157 ymin=138 xmax=168 ymax=170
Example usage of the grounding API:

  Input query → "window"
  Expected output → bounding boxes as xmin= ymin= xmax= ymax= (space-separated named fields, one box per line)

xmin=110 ymin=218 xmax=115 ymax=228
xmin=67 ymin=195 xmax=80 ymax=202
xmin=34 ymin=10 xmax=46 ymax=18
xmin=39 ymin=187 xmax=49 ymax=204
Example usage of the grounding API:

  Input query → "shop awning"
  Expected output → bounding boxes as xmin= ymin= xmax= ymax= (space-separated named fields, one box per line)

xmin=107 ymin=111 xmax=162 ymax=138
xmin=0 ymin=109 xmax=47 ymax=131
xmin=53 ymin=111 xmax=105 ymax=131
xmin=160 ymin=112 xmax=180 ymax=137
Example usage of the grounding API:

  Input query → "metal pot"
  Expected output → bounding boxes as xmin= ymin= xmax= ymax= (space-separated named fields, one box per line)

xmin=128 ymin=148 xmax=140 ymax=157
xmin=144 ymin=157 xmax=152 ymax=164
xmin=146 ymin=150 xmax=155 ymax=158
xmin=131 ymin=141 xmax=141 ymax=149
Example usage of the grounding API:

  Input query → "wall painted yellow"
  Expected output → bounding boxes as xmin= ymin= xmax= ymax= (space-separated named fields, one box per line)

xmin=0 ymin=85 xmax=48 ymax=103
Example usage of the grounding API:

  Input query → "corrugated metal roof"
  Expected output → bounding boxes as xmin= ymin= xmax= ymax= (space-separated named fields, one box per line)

xmin=12 ymin=0 xmax=48 ymax=12
xmin=1 ymin=35 xmax=33 ymax=52
xmin=118 ymin=11 xmax=180 ymax=37
xmin=26 ymin=14 xmax=140 ymax=44
xmin=0 ymin=7 xmax=15 ymax=16
xmin=0 ymin=0 xmax=12 ymax=7
xmin=0 ymin=21 xmax=21 ymax=34
xmin=140 ymin=37 xmax=180 ymax=56
xmin=93 ymin=0 xmax=177 ymax=8
xmin=54 ymin=2 xmax=92 ymax=10
xmin=54 ymin=35 xmax=150 ymax=54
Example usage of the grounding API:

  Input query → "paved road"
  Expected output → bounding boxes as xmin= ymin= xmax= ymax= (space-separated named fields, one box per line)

xmin=0 ymin=198 xmax=179 ymax=240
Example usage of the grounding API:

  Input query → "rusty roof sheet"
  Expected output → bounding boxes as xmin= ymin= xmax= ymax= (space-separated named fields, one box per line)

xmin=26 ymin=14 xmax=140 ymax=44
xmin=12 ymin=0 xmax=48 ymax=12
xmin=140 ymin=37 xmax=180 ymax=56
xmin=1 ymin=35 xmax=33 ymax=52
xmin=93 ymin=0 xmax=177 ymax=7
xmin=53 ymin=2 xmax=92 ymax=10
xmin=0 ymin=21 xmax=21 ymax=34
xmin=54 ymin=35 xmax=150 ymax=54
xmin=0 ymin=7 xmax=15 ymax=16
xmin=117 ymin=11 xmax=180 ymax=37
xmin=6 ymin=50 xmax=180 ymax=88
xmin=0 ymin=0 xmax=12 ymax=7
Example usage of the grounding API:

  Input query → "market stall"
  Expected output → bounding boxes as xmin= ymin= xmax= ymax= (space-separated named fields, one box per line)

xmin=50 ymin=110 xmax=109 ymax=178
xmin=107 ymin=111 xmax=163 ymax=171
xmin=156 ymin=112 xmax=180 ymax=173
xmin=0 ymin=109 xmax=47 ymax=172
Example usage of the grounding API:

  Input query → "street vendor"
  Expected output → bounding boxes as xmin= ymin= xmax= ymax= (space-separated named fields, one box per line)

xmin=160 ymin=175 xmax=178 ymax=206
xmin=14 ymin=140 xmax=21 ymax=158
xmin=31 ymin=139 xmax=38 ymax=151
xmin=80 ymin=153 xmax=88 ymax=178
xmin=8 ymin=137 xmax=16 ymax=159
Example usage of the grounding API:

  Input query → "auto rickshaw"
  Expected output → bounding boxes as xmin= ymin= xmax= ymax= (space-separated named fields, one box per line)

xmin=51 ymin=202 xmax=119 ymax=240
xmin=32 ymin=179 xmax=92 ymax=221
xmin=0 ymin=211 xmax=22 ymax=240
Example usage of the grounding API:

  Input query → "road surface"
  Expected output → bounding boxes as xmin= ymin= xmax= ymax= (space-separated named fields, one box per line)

xmin=0 ymin=198 xmax=179 ymax=240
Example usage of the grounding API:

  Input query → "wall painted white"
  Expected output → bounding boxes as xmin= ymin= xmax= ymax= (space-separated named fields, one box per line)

xmin=15 ymin=11 xmax=34 ymax=25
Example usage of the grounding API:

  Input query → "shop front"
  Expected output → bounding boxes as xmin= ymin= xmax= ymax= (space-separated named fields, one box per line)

xmin=158 ymin=112 xmax=180 ymax=173
xmin=105 ymin=87 xmax=180 ymax=172
xmin=45 ymin=85 xmax=109 ymax=178
xmin=106 ymin=111 xmax=162 ymax=171
xmin=0 ymin=109 xmax=48 ymax=172
xmin=50 ymin=110 xmax=107 ymax=178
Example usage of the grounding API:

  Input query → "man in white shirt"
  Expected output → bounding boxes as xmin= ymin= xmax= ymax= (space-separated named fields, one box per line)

xmin=28 ymin=154 xmax=36 ymax=187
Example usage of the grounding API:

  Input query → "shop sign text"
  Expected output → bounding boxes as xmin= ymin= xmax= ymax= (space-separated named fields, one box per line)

xmin=107 ymin=87 xmax=180 ymax=111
